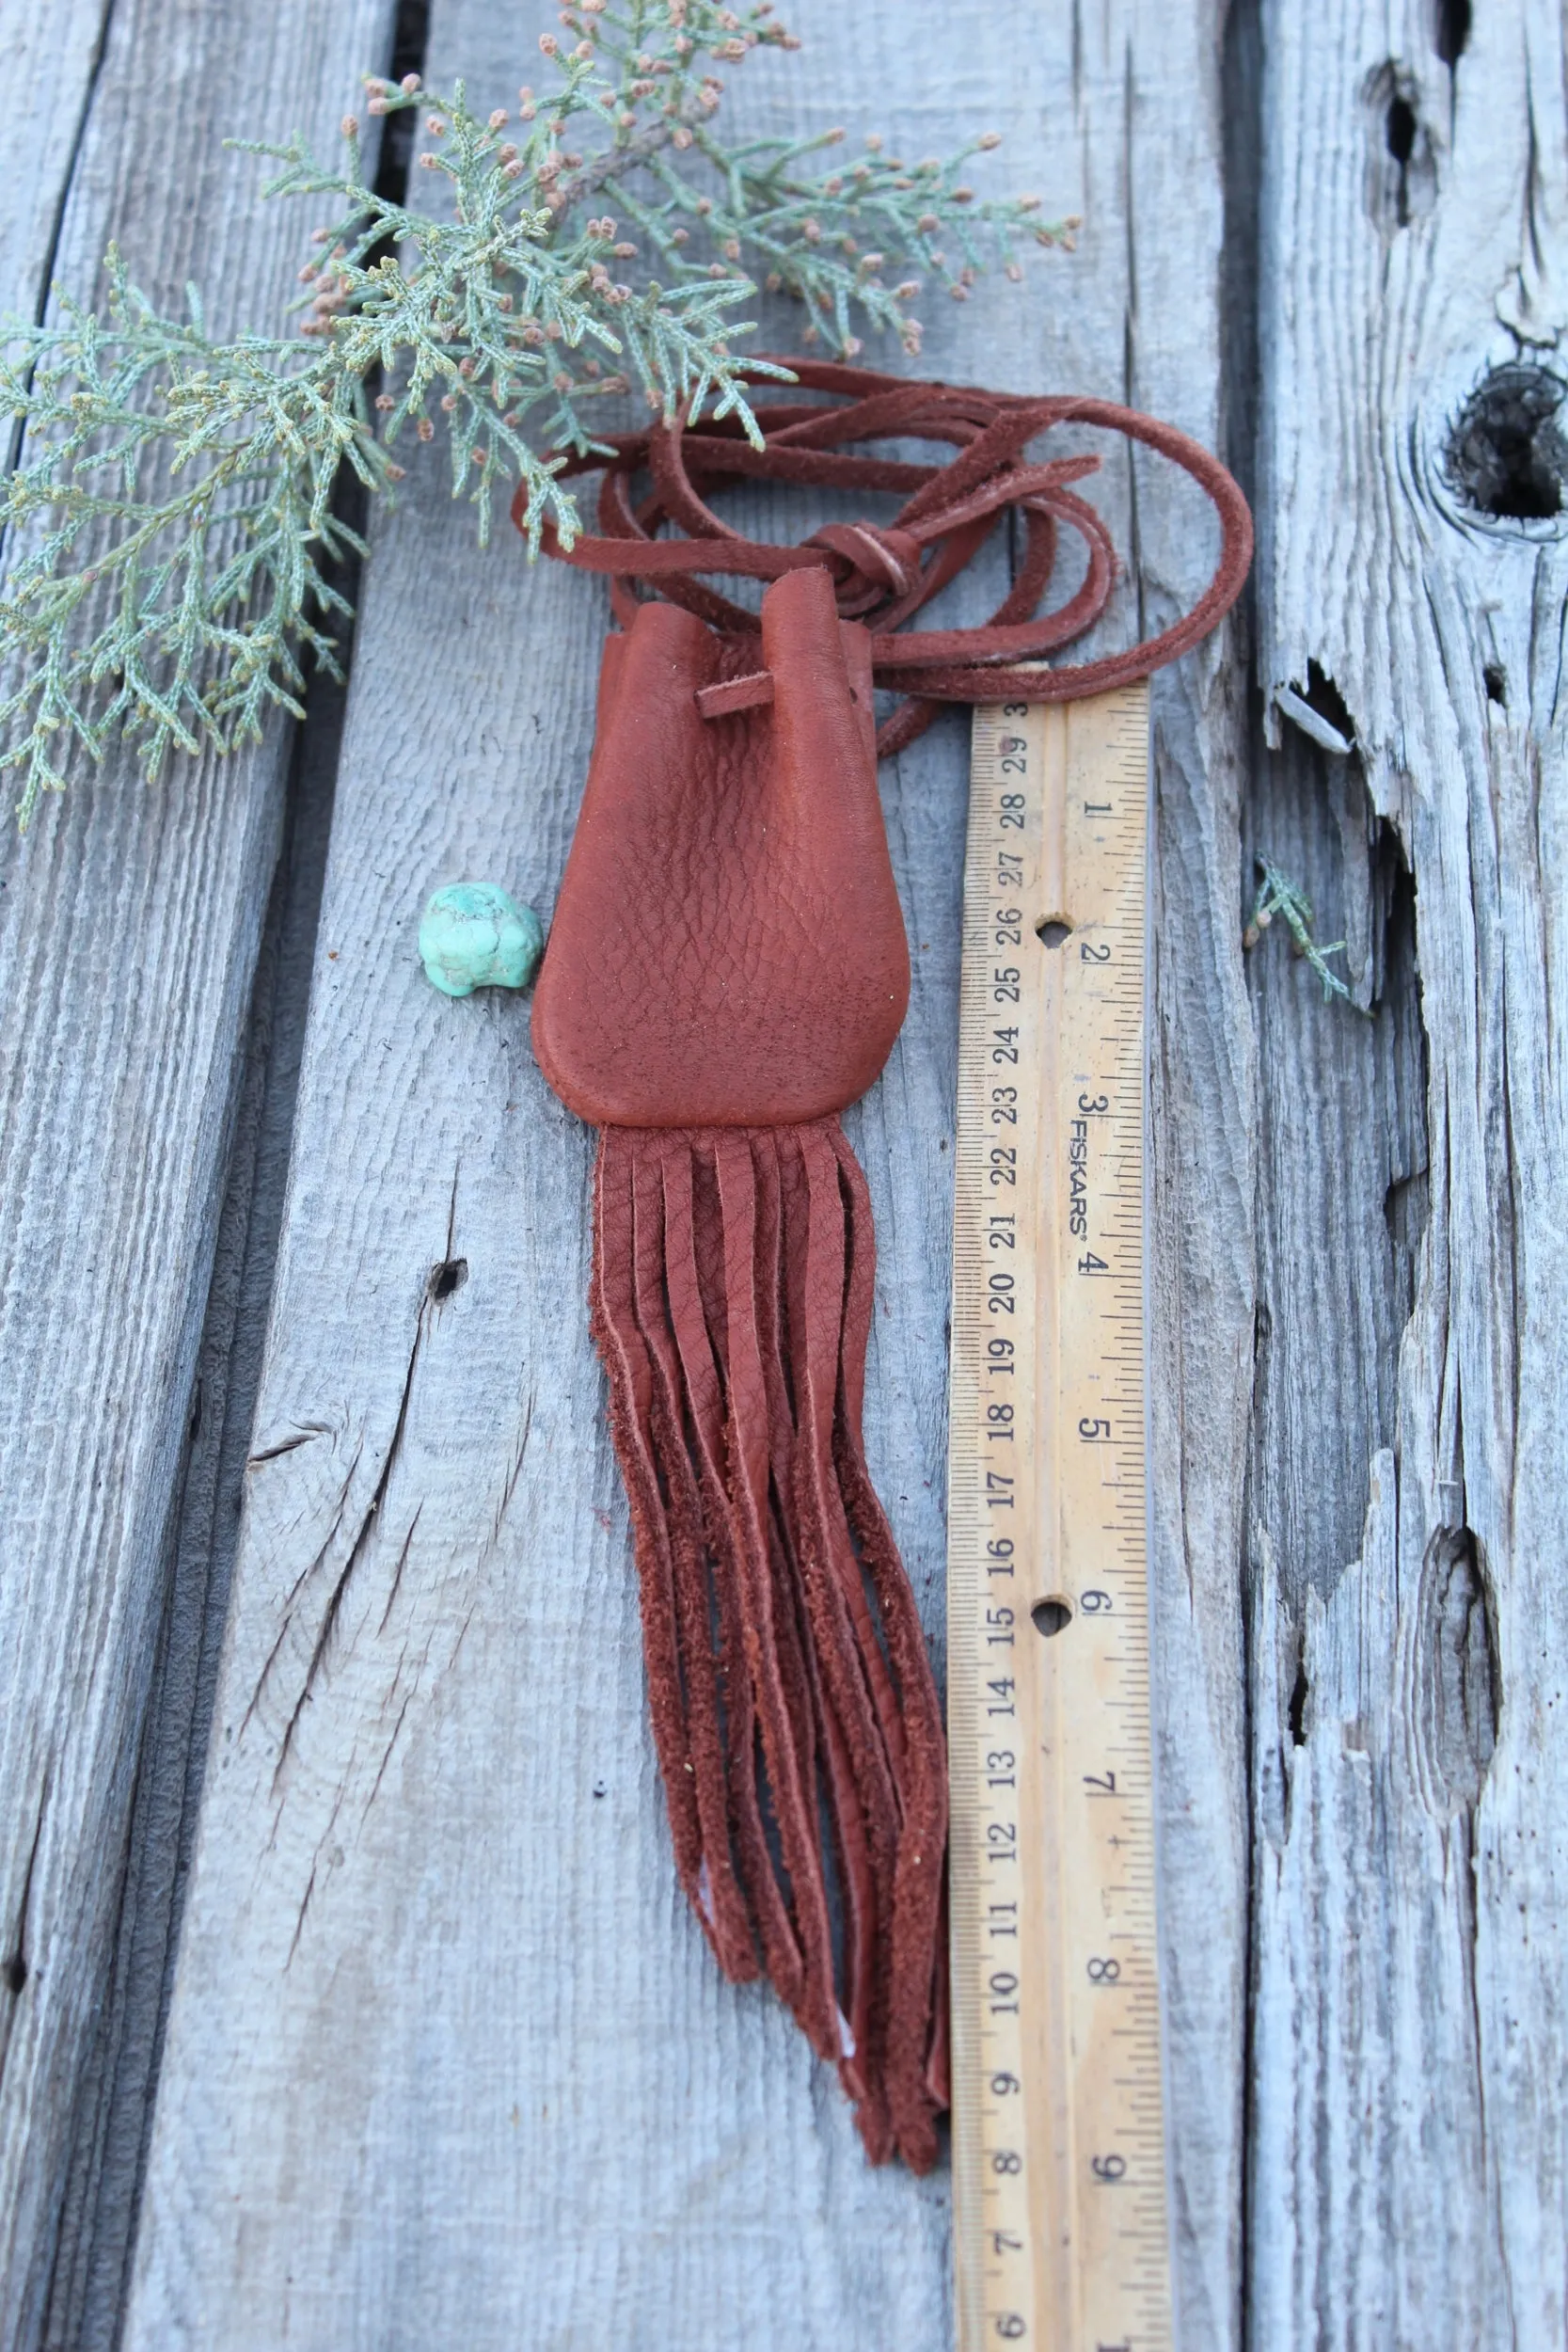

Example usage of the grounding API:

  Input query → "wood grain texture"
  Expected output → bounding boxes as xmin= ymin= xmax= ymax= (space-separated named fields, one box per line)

xmin=0 ymin=0 xmax=111 ymax=327
xmin=1247 ymin=1 xmax=1568 ymax=2341
xmin=10 ymin=1 xmax=1550 ymax=2342
xmin=0 ymin=5 xmax=395 ymax=2343
xmin=124 ymin=3 xmax=1250 ymax=2345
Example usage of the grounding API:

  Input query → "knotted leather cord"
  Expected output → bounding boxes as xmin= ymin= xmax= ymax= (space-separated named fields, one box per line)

xmin=526 ymin=356 xmax=1253 ymax=753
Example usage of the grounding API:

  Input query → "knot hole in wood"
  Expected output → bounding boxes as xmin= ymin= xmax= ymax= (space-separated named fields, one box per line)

xmin=1363 ymin=59 xmax=1437 ymax=234
xmin=427 ymin=1258 xmax=468 ymax=1302
xmin=1433 ymin=0 xmax=1471 ymax=70
xmin=1412 ymin=1523 xmax=1501 ymax=1818
xmin=1446 ymin=365 xmax=1568 ymax=524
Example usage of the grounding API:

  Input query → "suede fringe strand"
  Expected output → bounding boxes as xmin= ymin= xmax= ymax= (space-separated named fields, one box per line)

xmin=591 ymin=1119 xmax=948 ymax=2170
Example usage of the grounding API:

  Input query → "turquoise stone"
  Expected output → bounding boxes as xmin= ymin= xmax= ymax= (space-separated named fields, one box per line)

xmin=419 ymin=882 xmax=544 ymax=998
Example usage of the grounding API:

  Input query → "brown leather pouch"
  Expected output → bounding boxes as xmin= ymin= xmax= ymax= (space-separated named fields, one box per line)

xmin=535 ymin=564 xmax=947 ymax=2172
xmin=534 ymin=565 xmax=909 ymax=1126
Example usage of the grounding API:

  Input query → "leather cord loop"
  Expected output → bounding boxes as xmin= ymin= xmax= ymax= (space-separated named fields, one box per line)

xmin=521 ymin=357 xmax=1253 ymax=755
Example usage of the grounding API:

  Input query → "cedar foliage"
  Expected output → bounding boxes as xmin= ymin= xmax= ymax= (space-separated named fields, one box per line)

xmin=0 ymin=1 xmax=1068 ymax=825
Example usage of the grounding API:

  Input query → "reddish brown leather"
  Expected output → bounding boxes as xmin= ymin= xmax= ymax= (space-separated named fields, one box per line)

xmin=522 ymin=357 xmax=1254 ymax=757
xmin=592 ymin=1120 xmax=948 ymax=2169
xmin=531 ymin=564 xmax=910 ymax=1128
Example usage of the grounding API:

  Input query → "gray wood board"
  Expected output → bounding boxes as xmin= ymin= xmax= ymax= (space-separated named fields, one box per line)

xmin=0 ymin=0 xmax=112 ymax=328
xmin=0 ymin=2 xmax=396 ymax=2344
xmin=1244 ymin=1 xmax=1568 ymax=2342
xmin=124 ymin=4 xmax=1251 ymax=2346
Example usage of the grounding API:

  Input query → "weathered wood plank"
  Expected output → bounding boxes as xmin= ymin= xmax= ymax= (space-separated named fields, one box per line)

xmin=125 ymin=4 xmax=1250 ymax=2342
xmin=0 ymin=0 xmax=111 ymax=326
xmin=1247 ymin=0 xmax=1568 ymax=2340
xmin=0 ymin=3 xmax=395 ymax=2342
xmin=35 ymin=691 xmax=352 ymax=2352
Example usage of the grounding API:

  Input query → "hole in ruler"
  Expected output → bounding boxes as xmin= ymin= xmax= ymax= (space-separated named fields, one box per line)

xmin=1036 ymin=915 xmax=1072 ymax=948
xmin=1031 ymin=1596 xmax=1074 ymax=1637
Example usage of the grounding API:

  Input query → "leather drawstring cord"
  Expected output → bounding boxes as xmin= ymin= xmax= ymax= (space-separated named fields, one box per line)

xmin=527 ymin=355 xmax=1253 ymax=755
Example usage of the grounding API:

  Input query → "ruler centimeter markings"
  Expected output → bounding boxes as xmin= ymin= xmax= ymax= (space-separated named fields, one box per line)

xmin=947 ymin=683 xmax=1171 ymax=2352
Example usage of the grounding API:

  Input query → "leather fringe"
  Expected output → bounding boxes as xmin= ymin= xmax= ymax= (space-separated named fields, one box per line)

xmin=591 ymin=1119 xmax=948 ymax=2170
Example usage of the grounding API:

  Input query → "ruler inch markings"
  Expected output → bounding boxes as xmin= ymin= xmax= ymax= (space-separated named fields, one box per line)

xmin=948 ymin=684 xmax=1171 ymax=2352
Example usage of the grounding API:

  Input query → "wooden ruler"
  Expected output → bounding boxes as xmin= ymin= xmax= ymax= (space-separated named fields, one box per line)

xmin=947 ymin=682 xmax=1171 ymax=2352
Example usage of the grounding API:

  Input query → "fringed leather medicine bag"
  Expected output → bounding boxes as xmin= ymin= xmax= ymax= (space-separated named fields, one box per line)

xmin=517 ymin=360 xmax=1252 ymax=2171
